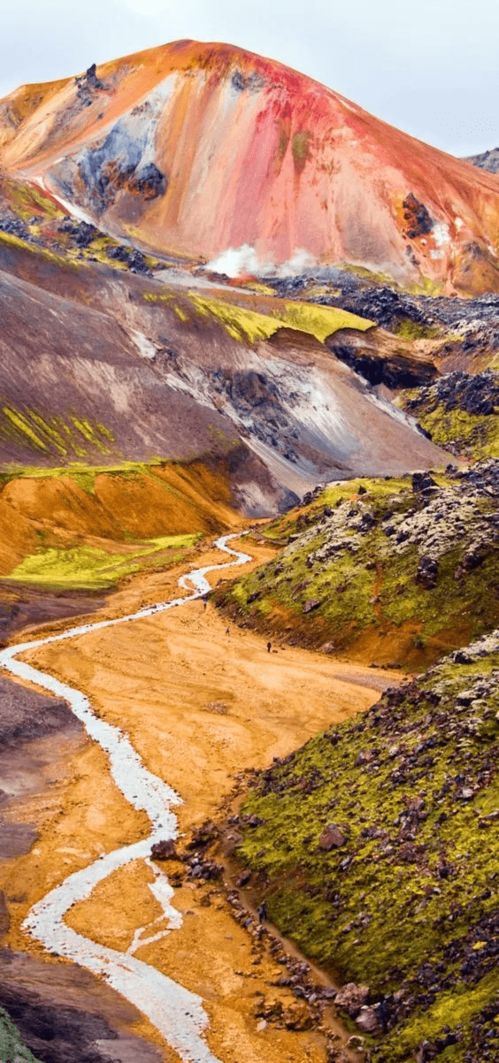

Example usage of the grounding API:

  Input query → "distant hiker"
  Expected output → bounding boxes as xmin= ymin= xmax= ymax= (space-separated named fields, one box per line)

xmin=226 ymin=626 xmax=230 ymax=636
xmin=203 ymin=599 xmax=207 ymax=610
xmin=257 ymin=902 xmax=268 ymax=923
xmin=267 ymin=641 xmax=272 ymax=653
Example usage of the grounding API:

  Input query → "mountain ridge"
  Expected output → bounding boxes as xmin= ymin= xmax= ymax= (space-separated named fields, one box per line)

xmin=1 ymin=39 xmax=498 ymax=294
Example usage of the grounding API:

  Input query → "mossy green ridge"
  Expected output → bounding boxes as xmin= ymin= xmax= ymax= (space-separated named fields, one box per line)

xmin=144 ymin=290 xmax=372 ymax=344
xmin=400 ymin=371 xmax=499 ymax=460
xmin=0 ymin=457 xmax=164 ymax=486
xmin=0 ymin=1006 xmax=41 ymax=1062
xmin=235 ymin=634 xmax=499 ymax=1061
xmin=0 ymin=407 xmax=115 ymax=460
xmin=218 ymin=464 xmax=498 ymax=669
xmin=8 ymin=534 xmax=200 ymax=590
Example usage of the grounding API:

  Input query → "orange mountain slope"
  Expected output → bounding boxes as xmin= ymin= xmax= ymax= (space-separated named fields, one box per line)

xmin=1 ymin=40 xmax=498 ymax=293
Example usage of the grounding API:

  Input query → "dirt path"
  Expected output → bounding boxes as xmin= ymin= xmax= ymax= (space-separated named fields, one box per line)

xmin=0 ymin=534 xmax=400 ymax=1062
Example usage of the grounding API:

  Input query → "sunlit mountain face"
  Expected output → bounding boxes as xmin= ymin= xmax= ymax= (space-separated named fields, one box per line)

xmin=1 ymin=39 xmax=498 ymax=294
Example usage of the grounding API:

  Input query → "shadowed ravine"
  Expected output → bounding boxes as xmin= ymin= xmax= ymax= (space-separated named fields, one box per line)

xmin=0 ymin=534 xmax=253 ymax=1063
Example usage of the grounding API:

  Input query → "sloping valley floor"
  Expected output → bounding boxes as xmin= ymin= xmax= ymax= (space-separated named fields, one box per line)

xmin=0 ymin=533 xmax=400 ymax=1063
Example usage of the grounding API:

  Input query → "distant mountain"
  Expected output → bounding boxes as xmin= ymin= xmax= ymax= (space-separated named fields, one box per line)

xmin=1 ymin=40 xmax=498 ymax=293
xmin=465 ymin=146 xmax=499 ymax=175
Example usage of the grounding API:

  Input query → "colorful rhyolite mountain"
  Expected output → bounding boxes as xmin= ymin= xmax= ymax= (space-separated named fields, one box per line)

xmin=1 ymin=40 xmax=498 ymax=293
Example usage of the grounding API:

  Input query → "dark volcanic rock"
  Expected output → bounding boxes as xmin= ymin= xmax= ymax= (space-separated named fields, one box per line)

xmin=402 ymin=193 xmax=434 ymax=239
xmin=150 ymin=838 xmax=178 ymax=861
xmin=128 ymin=162 xmax=167 ymax=200
xmin=415 ymin=555 xmax=439 ymax=589
xmin=406 ymin=371 xmax=498 ymax=420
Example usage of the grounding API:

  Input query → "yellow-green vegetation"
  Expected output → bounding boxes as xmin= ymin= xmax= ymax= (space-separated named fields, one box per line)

xmin=420 ymin=405 xmax=499 ymax=458
xmin=0 ymin=228 xmax=85 ymax=268
xmin=394 ymin=319 xmax=440 ymax=340
xmin=8 ymin=534 xmax=200 ymax=590
xmin=189 ymin=292 xmax=372 ymax=343
xmin=401 ymin=402 xmax=499 ymax=460
xmin=2 ymin=178 xmax=64 ymax=221
xmin=236 ymin=638 xmax=499 ymax=1061
xmin=0 ymin=1007 xmax=41 ymax=1063
xmin=400 ymin=372 xmax=499 ymax=460
xmin=217 ymin=468 xmax=498 ymax=668
xmin=143 ymin=289 xmax=372 ymax=344
xmin=0 ymin=456 xmax=167 ymax=489
xmin=0 ymin=407 xmax=115 ymax=459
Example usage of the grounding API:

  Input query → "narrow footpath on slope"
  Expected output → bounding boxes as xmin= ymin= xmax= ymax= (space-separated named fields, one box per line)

xmin=0 ymin=533 xmax=399 ymax=1063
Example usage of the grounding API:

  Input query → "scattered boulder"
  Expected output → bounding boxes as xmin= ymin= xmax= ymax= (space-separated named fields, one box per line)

xmin=412 ymin=471 xmax=438 ymax=495
xmin=150 ymin=838 xmax=178 ymax=861
xmin=318 ymin=824 xmax=347 ymax=850
xmin=303 ymin=598 xmax=321 ymax=614
xmin=356 ymin=1005 xmax=381 ymax=1034
xmin=187 ymin=819 xmax=219 ymax=850
xmin=334 ymin=982 xmax=370 ymax=1017
xmin=416 ymin=555 xmax=439 ymax=589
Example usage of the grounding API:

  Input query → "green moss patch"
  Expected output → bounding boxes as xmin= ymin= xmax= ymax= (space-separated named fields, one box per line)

xmin=0 ymin=1006 xmax=41 ymax=1062
xmin=7 ymin=534 xmax=200 ymax=590
xmin=0 ymin=407 xmax=115 ymax=460
xmin=235 ymin=637 xmax=499 ymax=1061
xmin=218 ymin=468 xmax=497 ymax=668
xmin=144 ymin=290 xmax=372 ymax=345
xmin=400 ymin=372 xmax=499 ymax=460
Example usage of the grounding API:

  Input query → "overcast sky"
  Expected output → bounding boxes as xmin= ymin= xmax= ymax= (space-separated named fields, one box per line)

xmin=1 ymin=0 xmax=497 ymax=156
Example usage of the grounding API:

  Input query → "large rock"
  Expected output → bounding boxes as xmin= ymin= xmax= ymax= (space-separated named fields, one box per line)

xmin=334 ymin=982 xmax=370 ymax=1017
xmin=318 ymin=824 xmax=347 ymax=850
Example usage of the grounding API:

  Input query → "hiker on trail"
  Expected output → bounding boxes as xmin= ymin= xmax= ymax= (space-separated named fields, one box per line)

xmin=267 ymin=641 xmax=272 ymax=653
xmin=257 ymin=902 xmax=267 ymax=923
xmin=226 ymin=626 xmax=230 ymax=636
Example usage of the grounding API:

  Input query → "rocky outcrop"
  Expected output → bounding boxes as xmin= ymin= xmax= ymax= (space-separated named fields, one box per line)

xmin=465 ymin=147 xmax=499 ymax=174
xmin=218 ymin=460 xmax=499 ymax=667
xmin=401 ymin=370 xmax=499 ymax=458
xmin=328 ymin=326 xmax=437 ymax=388
xmin=402 ymin=193 xmax=434 ymax=239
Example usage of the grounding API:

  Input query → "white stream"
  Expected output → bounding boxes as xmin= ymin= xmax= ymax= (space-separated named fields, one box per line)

xmin=0 ymin=534 xmax=253 ymax=1063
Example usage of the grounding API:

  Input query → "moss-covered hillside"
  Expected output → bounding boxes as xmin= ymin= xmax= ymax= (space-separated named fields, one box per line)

xmin=400 ymin=371 xmax=499 ymax=460
xmin=0 ymin=1006 xmax=41 ymax=1062
xmin=217 ymin=462 xmax=498 ymax=670
xmin=233 ymin=633 xmax=499 ymax=1062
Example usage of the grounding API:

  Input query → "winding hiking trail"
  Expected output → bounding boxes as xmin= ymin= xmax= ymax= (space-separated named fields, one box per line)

xmin=0 ymin=534 xmax=252 ymax=1063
